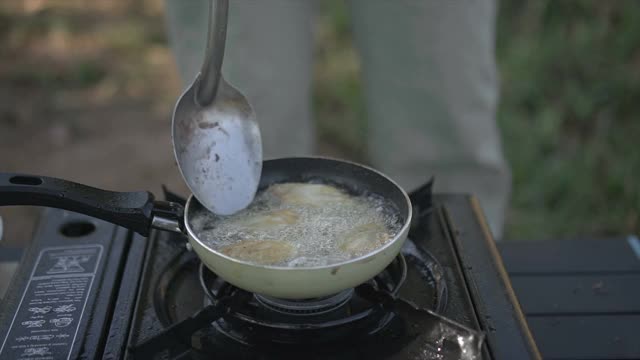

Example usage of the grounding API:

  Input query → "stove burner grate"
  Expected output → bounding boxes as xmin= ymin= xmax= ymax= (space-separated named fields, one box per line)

xmin=254 ymin=289 xmax=355 ymax=316
xmin=197 ymin=253 xmax=410 ymax=325
xmin=194 ymin=255 xmax=409 ymax=348
xmin=132 ymin=241 xmax=448 ymax=358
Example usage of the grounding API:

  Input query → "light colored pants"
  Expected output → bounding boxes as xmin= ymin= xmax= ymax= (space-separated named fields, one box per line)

xmin=163 ymin=0 xmax=511 ymax=239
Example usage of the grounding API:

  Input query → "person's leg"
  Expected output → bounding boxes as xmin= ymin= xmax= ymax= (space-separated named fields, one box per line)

xmin=163 ymin=0 xmax=316 ymax=158
xmin=347 ymin=0 xmax=510 ymax=239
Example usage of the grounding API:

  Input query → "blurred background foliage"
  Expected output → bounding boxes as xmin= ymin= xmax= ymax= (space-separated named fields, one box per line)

xmin=495 ymin=1 xmax=640 ymax=239
xmin=0 ymin=0 xmax=638 ymax=241
xmin=316 ymin=0 xmax=640 ymax=240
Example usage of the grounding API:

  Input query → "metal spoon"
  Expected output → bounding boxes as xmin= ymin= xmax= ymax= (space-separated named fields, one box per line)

xmin=172 ymin=0 xmax=262 ymax=216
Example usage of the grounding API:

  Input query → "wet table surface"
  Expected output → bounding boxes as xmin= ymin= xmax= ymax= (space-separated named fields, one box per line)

xmin=499 ymin=236 xmax=640 ymax=360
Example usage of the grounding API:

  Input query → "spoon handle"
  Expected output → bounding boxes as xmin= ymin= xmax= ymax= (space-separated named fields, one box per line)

xmin=196 ymin=0 xmax=228 ymax=107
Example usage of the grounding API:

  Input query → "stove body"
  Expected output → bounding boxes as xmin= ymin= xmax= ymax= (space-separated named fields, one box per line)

xmin=0 ymin=194 xmax=539 ymax=359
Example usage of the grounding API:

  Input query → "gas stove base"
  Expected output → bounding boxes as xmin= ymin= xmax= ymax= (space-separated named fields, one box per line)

xmin=0 ymin=194 xmax=540 ymax=359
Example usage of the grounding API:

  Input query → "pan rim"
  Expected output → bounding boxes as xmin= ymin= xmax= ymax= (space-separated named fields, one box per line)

xmin=183 ymin=155 xmax=413 ymax=271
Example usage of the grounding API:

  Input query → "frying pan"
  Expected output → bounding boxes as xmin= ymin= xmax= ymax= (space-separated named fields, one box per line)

xmin=0 ymin=157 xmax=411 ymax=299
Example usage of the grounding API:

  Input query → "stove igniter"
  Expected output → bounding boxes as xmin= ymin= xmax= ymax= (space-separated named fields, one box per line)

xmin=254 ymin=289 xmax=354 ymax=316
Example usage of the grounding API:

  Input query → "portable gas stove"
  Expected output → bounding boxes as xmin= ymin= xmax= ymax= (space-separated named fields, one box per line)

xmin=0 ymin=182 xmax=540 ymax=359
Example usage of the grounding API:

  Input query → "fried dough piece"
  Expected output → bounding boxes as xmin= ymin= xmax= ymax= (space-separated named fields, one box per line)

xmin=219 ymin=239 xmax=295 ymax=265
xmin=268 ymin=183 xmax=351 ymax=207
xmin=232 ymin=209 xmax=299 ymax=232
xmin=339 ymin=223 xmax=391 ymax=257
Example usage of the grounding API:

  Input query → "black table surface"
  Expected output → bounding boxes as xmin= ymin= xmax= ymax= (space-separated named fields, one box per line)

xmin=499 ymin=236 xmax=640 ymax=360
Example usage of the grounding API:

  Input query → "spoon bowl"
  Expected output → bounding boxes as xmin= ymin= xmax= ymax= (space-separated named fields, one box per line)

xmin=171 ymin=0 xmax=262 ymax=215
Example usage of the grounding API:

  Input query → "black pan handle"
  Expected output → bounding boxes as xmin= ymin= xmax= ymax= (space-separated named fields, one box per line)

xmin=0 ymin=173 xmax=180 ymax=237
